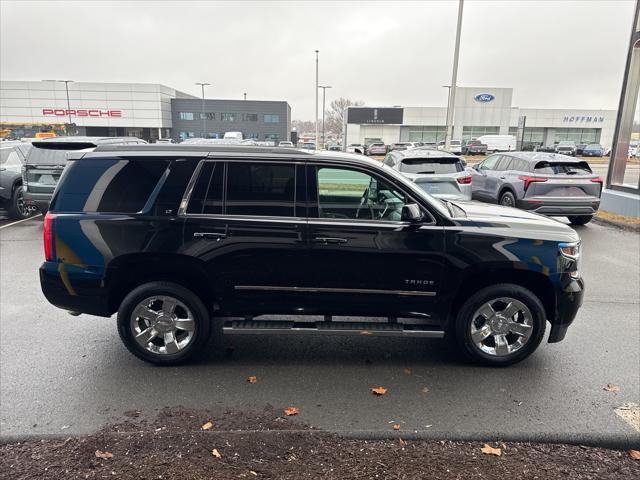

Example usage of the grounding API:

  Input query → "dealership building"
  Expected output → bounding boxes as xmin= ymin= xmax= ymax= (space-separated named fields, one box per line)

xmin=345 ymin=87 xmax=617 ymax=149
xmin=0 ymin=81 xmax=291 ymax=143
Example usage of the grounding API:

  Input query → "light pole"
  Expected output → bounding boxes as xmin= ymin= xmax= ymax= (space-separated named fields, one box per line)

xmin=314 ymin=50 xmax=319 ymax=150
xmin=318 ymin=85 xmax=332 ymax=149
xmin=442 ymin=85 xmax=451 ymax=145
xmin=43 ymin=79 xmax=73 ymax=135
xmin=195 ymin=82 xmax=211 ymax=138
xmin=445 ymin=0 xmax=464 ymax=150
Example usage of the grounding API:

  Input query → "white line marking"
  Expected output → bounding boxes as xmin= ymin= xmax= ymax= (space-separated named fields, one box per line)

xmin=0 ymin=214 xmax=42 ymax=230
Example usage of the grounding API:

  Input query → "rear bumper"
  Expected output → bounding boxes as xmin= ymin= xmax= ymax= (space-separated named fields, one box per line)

xmin=517 ymin=198 xmax=600 ymax=216
xmin=40 ymin=262 xmax=111 ymax=317
xmin=549 ymin=275 xmax=585 ymax=343
xmin=23 ymin=191 xmax=51 ymax=213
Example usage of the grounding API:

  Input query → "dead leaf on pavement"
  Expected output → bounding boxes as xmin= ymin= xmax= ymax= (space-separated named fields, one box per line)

xmin=249 ymin=471 xmax=258 ymax=476
xmin=404 ymin=368 xmax=412 ymax=375
xmin=421 ymin=387 xmax=429 ymax=394
xmin=95 ymin=450 xmax=113 ymax=460
xmin=480 ymin=444 xmax=502 ymax=457
xmin=393 ymin=423 xmax=401 ymax=430
xmin=284 ymin=406 xmax=299 ymax=416
xmin=604 ymin=384 xmax=620 ymax=392
xmin=399 ymin=438 xmax=407 ymax=446
xmin=371 ymin=386 xmax=387 ymax=396
xmin=211 ymin=448 xmax=222 ymax=458
xmin=201 ymin=421 xmax=213 ymax=430
xmin=247 ymin=375 xmax=257 ymax=384
xmin=629 ymin=449 xmax=640 ymax=460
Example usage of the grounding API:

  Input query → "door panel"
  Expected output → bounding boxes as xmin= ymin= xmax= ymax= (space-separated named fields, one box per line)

xmin=304 ymin=165 xmax=445 ymax=318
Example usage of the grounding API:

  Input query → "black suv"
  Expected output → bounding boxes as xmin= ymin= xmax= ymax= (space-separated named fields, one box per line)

xmin=41 ymin=145 xmax=584 ymax=366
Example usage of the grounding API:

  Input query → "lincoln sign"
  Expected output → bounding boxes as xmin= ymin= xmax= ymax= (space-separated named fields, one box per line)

xmin=42 ymin=108 xmax=122 ymax=117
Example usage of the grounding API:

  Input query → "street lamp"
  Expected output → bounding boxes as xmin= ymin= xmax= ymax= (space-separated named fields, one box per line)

xmin=445 ymin=0 xmax=464 ymax=150
xmin=195 ymin=82 xmax=211 ymax=138
xmin=42 ymin=79 xmax=73 ymax=135
xmin=442 ymin=85 xmax=451 ymax=145
xmin=314 ymin=50 xmax=319 ymax=150
xmin=318 ymin=85 xmax=332 ymax=149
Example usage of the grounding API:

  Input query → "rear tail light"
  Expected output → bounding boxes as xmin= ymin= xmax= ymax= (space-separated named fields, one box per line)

xmin=43 ymin=212 xmax=56 ymax=261
xmin=519 ymin=175 xmax=548 ymax=191
xmin=457 ymin=176 xmax=472 ymax=184
xmin=590 ymin=177 xmax=604 ymax=185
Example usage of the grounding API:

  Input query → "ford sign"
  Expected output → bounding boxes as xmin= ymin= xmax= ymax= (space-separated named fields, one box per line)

xmin=474 ymin=93 xmax=495 ymax=103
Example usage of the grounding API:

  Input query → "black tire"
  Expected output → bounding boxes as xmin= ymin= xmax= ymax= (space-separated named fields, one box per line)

xmin=499 ymin=190 xmax=516 ymax=208
xmin=7 ymin=184 xmax=30 ymax=220
xmin=454 ymin=284 xmax=546 ymax=367
xmin=117 ymin=281 xmax=212 ymax=365
xmin=568 ymin=215 xmax=592 ymax=225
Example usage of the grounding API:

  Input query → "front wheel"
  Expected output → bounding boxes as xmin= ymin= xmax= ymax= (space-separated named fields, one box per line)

xmin=117 ymin=282 xmax=211 ymax=365
xmin=568 ymin=215 xmax=593 ymax=225
xmin=454 ymin=284 xmax=546 ymax=366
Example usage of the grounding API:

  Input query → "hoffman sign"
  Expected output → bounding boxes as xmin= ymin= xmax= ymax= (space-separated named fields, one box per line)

xmin=563 ymin=115 xmax=604 ymax=123
xmin=42 ymin=108 xmax=122 ymax=117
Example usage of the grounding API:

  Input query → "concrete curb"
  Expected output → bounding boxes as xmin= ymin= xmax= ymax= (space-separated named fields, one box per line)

xmin=2 ymin=429 xmax=638 ymax=451
xmin=593 ymin=216 xmax=640 ymax=232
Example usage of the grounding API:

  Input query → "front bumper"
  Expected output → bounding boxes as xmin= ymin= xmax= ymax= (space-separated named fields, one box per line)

xmin=517 ymin=198 xmax=600 ymax=216
xmin=549 ymin=275 xmax=585 ymax=343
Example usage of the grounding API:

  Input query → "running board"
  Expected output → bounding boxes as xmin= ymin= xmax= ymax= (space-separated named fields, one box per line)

xmin=222 ymin=320 xmax=445 ymax=338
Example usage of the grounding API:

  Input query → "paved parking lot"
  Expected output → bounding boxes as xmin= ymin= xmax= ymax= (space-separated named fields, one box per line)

xmin=1 ymin=212 xmax=639 ymax=447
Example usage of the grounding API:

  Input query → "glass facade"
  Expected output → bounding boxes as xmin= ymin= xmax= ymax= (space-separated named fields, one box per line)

xmin=179 ymin=112 xmax=194 ymax=120
xmin=406 ymin=126 xmax=446 ymax=143
xmin=553 ymin=128 xmax=600 ymax=144
xmin=462 ymin=126 xmax=499 ymax=141
xmin=221 ymin=113 xmax=236 ymax=122
xmin=264 ymin=114 xmax=280 ymax=123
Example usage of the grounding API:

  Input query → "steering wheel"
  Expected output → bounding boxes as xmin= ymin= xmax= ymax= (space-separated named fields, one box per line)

xmin=355 ymin=188 xmax=375 ymax=220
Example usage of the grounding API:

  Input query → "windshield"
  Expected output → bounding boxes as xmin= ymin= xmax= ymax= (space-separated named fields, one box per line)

xmin=399 ymin=158 xmax=463 ymax=174
xmin=534 ymin=161 xmax=592 ymax=175
xmin=585 ymin=144 xmax=601 ymax=149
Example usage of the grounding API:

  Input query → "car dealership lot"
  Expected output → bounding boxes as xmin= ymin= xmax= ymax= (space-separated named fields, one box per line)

xmin=0 ymin=215 xmax=638 ymax=447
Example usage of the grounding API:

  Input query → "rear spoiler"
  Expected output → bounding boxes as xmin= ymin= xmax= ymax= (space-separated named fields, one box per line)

xmin=32 ymin=141 xmax=97 ymax=151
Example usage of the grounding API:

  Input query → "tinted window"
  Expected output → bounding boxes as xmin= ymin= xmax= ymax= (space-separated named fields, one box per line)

xmin=186 ymin=161 xmax=224 ymax=215
xmin=154 ymin=159 xmax=199 ymax=216
xmin=399 ymin=158 xmax=463 ymax=174
xmin=53 ymin=159 xmax=168 ymax=213
xmin=533 ymin=162 xmax=592 ymax=175
xmin=479 ymin=155 xmax=500 ymax=170
xmin=226 ymin=163 xmax=296 ymax=217
xmin=0 ymin=147 xmax=17 ymax=164
xmin=316 ymin=167 xmax=408 ymax=222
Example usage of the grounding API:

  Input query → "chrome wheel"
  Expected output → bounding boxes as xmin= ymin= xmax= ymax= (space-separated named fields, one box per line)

xmin=15 ymin=187 xmax=29 ymax=218
xmin=130 ymin=296 xmax=196 ymax=355
xmin=500 ymin=194 xmax=514 ymax=207
xmin=469 ymin=297 xmax=534 ymax=357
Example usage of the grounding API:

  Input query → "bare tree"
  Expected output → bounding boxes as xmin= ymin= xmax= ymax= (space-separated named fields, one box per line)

xmin=291 ymin=119 xmax=316 ymax=134
xmin=325 ymin=98 xmax=364 ymax=137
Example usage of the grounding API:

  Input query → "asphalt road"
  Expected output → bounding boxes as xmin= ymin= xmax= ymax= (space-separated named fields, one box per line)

xmin=1 ymin=215 xmax=639 ymax=448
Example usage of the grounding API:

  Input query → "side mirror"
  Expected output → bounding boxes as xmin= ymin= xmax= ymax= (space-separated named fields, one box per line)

xmin=401 ymin=203 xmax=423 ymax=222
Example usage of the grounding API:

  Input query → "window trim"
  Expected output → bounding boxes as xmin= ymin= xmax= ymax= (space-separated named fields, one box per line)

xmin=178 ymin=158 xmax=305 ymax=221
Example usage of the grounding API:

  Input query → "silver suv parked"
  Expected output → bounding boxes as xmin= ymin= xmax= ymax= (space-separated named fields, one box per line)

xmin=470 ymin=152 xmax=603 ymax=225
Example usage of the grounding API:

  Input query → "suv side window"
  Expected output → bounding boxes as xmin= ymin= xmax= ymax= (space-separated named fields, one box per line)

xmin=186 ymin=161 xmax=224 ymax=215
xmin=226 ymin=162 xmax=296 ymax=217
xmin=315 ymin=166 xmax=408 ymax=222
xmin=383 ymin=153 xmax=395 ymax=167
xmin=494 ymin=156 xmax=513 ymax=171
xmin=479 ymin=155 xmax=500 ymax=170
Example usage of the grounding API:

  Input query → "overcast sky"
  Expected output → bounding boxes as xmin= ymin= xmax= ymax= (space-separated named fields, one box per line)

xmin=0 ymin=0 xmax=636 ymax=119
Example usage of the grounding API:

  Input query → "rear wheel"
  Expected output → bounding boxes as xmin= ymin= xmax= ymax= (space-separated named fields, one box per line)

xmin=454 ymin=284 xmax=546 ymax=366
xmin=7 ymin=185 xmax=30 ymax=220
xmin=499 ymin=191 xmax=516 ymax=207
xmin=568 ymin=215 xmax=593 ymax=225
xmin=117 ymin=282 xmax=211 ymax=365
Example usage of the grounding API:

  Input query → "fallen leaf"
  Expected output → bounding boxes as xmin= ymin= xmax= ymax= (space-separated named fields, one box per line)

xmin=604 ymin=384 xmax=620 ymax=392
xmin=247 ymin=375 xmax=257 ymax=384
xmin=480 ymin=444 xmax=502 ymax=457
xmin=95 ymin=450 xmax=113 ymax=460
xmin=211 ymin=448 xmax=222 ymax=458
xmin=629 ymin=449 xmax=640 ymax=460
xmin=359 ymin=330 xmax=372 ymax=335
xmin=371 ymin=387 xmax=387 ymax=396
xmin=404 ymin=368 xmax=412 ymax=375
xmin=284 ymin=406 xmax=299 ymax=416
xmin=399 ymin=438 xmax=407 ymax=446
xmin=393 ymin=423 xmax=401 ymax=430
xmin=421 ymin=387 xmax=429 ymax=394
xmin=201 ymin=421 xmax=213 ymax=430
xmin=250 ymin=471 xmax=258 ymax=476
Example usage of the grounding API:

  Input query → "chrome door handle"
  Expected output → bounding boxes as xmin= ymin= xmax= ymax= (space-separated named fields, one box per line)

xmin=499 ymin=176 xmax=506 ymax=179
xmin=193 ymin=232 xmax=227 ymax=241
xmin=312 ymin=237 xmax=348 ymax=244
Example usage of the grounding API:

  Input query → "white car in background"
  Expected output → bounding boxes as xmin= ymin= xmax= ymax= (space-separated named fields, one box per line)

xmin=476 ymin=134 xmax=517 ymax=153
xmin=278 ymin=141 xmax=294 ymax=147
xmin=436 ymin=140 xmax=462 ymax=154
